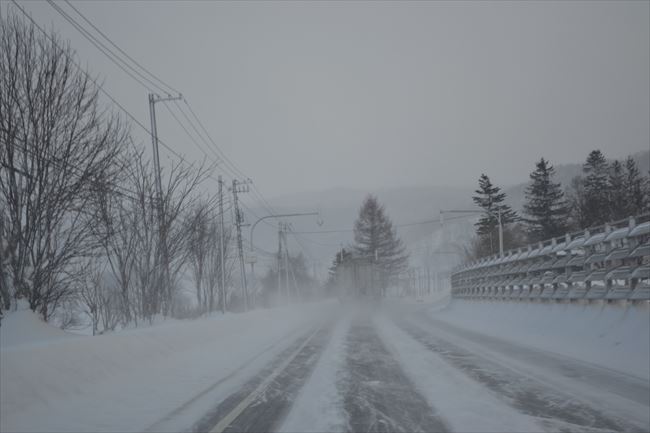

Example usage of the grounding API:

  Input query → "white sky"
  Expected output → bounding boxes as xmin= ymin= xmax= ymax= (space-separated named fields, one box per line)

xmin=5 ymin=1 xmax=650 ymax=198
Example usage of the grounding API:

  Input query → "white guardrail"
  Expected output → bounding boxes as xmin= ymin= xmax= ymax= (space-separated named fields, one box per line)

xmin=451 ymin=214 xmax=650 ymax=303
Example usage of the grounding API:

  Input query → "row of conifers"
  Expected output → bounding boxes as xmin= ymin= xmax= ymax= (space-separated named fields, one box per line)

xmin=451 ymin=214 xmax=650 ymax=303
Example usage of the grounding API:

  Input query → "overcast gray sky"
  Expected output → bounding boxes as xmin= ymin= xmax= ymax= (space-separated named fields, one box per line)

xmin=7 ymin=0 xmax=650 ymax=198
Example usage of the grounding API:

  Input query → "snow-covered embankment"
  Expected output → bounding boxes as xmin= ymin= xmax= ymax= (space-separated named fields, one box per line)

xmin=1 ymin=301 xmax=336 ymax=432
xmin=430 ymin=299 xmax=650 ymax=380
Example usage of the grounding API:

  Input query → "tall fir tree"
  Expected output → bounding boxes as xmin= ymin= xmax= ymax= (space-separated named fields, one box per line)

xmin=324 ymin=248 xmax=352 ymax=295
xmin=353 ymin=195 xmax=408 ymax=293
xmin=522 ymin=158 xmax=569 ymax=242
xmin=608 ymin=160 xmax=627 ymax=221
xmin=582 ymin=150 xmax=610 ymax=227
xmin=623 ymin=156 xmax=648 ymax=217
xmin=566 ymin=175 xmax=588 ymax=231
xmin=472 ymin=174 xmax=518 ymax=254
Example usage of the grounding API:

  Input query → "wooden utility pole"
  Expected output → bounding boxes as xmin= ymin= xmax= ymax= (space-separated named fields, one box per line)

xmin=218 ymin=175 xmax=226 ymax=313
xmin=148 ymin=93 xmax=182 ymax=315
xmin=231 ymin=179 xmax=251 ymax=311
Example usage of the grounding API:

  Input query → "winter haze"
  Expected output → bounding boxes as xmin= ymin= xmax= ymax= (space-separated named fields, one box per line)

xmin=1 ymin=1 xmax=649 ymax=433
xmin=4 ymin=1 xmax=649 ymax=196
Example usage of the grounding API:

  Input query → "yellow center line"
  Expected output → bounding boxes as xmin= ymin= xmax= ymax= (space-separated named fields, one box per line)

xmin=209 ymin=325 xmax=323 ymax=433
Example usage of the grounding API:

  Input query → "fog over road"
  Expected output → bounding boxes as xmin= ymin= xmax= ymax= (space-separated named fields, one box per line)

xmin=150 ymin=302 xmax=650 ymax=433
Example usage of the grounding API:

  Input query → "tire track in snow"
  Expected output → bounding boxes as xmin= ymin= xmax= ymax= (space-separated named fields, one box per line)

xmin=191 ymin=320 xmax=334 ymax=433
xmin=341 ymin=314 xmax=449 ymax=433
xmin=280 ymin=314 xmax=351 ymax=432
xmin=143 ymin=323 xmax=310 ymax=433
xmin=395 ymin=318 xmax=646 ymax=433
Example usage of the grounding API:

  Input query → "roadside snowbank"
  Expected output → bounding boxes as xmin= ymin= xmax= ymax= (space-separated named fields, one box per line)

xmin=1 ymin=301 xmax=337 ymax=432
xmin=0 ymin=306 xmax=76 ymax=347
xmin=431 ymin=300 xmax=650 ymax=379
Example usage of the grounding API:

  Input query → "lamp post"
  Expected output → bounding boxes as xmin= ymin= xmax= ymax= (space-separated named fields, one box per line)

xmin=249 ymin=212 xmax=322 ymax=276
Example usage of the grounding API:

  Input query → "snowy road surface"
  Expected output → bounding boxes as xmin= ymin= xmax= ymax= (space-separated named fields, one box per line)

xmin=205 ymin=304 xmax=649 ymax=433
xmin=2 ymin=300 xmax=649 ymax=432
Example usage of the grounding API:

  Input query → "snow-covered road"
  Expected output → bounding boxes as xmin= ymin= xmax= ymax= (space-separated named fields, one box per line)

xmin=186 ymin=303 xmax=650 ymax=433
xmin=267 ymin=303 xmax=650 ymax=433
xmin=2 ymin=300 xmax=649 ymax=432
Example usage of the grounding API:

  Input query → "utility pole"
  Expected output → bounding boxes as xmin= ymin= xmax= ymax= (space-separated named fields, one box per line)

xmin=497 ymin=208 xmax=503 ymax=259
xmin=148 ymin=93 xmax=182 ymax=315
xmin=231 ymin=178 xmax=251 ymax=311
xmin=277 ymin=223 xmax=283 ymax=304
xmin=283 ymin=224 xmax=290 ymax=303
xmin=249 ymin=211 xmax=321 ymax=282
xmin=218 ymin=176 xmax=226 ymax=313
xmin=276 ymin=222 xmax=291 ymax=305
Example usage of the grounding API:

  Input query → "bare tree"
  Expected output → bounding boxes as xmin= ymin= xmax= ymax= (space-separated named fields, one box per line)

xmin=204 ymin=219 xmax=233 ymax=312
xmin=0 ymin=14 xmax=129 ymax=320
xmin=187 ymin=201 xmax=211 ymax=313
xmin=90 ymin=149 xmax=141 ymax=325
xmin=0 ymin=214 xmax=12 ymax=323
xmin=159 ymin=160 xmax=212 ymax=317
xmin=77 ymin=261 xmax=120 ymax=335
xmin=187 ymin=201 xmax=233 ymax=314
xmin=125 ymin=149 xmax=210 ymax=322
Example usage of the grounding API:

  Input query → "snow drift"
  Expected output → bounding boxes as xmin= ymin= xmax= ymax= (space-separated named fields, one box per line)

xmin=1 ymin=301 xmax=337 ymax=432
xmin=430 ymin=299 xmax=650 ymax=380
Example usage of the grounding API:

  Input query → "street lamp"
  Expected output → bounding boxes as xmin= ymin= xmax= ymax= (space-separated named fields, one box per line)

xmin=248 ymin=211 xmax=322 ymax=275
xmin=440 ymin=208 xmax=504 ymax=257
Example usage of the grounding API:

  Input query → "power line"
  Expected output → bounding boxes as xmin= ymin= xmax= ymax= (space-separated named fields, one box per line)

xmin=180 ymin=99 xmax=280 ymax=219
xmin=5 ymin=141 xmax=141 ymax=202
xmin=162 ymin=102 xmax=213 ymax=160
xmin=11 ymin=0 xmax=199 ymax=168
xmin=285 ymin=226 xmax=317 ymax=263
xmin=291 ymin=213 xmax=477 ymax=235
xmin=15 ymin=0 xmax=281 ymax=228
xmin=46 ymin=0 xmax=168 ymax=95
xmin=62 ymin=0 xmax=179 ymax=95
xmin=289 ymin=235 xmax=342 ymax=248
xmin=292 ymin=228 xmax=354 ymax=234
xmin=171 ymin=100 xmax=225 ymax=165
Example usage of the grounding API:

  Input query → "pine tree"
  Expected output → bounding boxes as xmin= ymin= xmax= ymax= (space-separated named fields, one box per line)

xmin=353 ymin=195 xmax=408 ymax=293
xmin=472 ymin=174 xmax=518 ymax=254
xmin=522 ymin=158 xmax=568 ymax=242
xmin=323 ymin=248 xmax=352 ymax=295
xmin=566 ymin=175 xmax=588 ymax=231
xmin=646 ymin=174 xmax=650 ymax=213
xmin=582 ymin=150 xmax=610 ymax=227
xmin=623 ymin=156 xmax=647 ymax=216
xmin=608 ymin=160 xmax=627 ymax=221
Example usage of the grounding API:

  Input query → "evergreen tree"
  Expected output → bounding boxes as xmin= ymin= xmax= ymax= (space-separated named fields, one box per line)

xmin=472 ymin=174 xmax=518 ymax=254
xmin=623 ymin=156 xmax=647 ymax=216
xmin=522 ymin=158 xmax=568 ymax=242
xmin=353 ymin=195 xmax=408 ymax=293
xmin=323 ymin=248 xmax=353 ymax=295
xmin=608 ymin=160 xmax=627 ymax=221
xmin=646 ymin=174 xmax=650 ymax=213
xmin=566 ymin=175 xmax=588 ymax=231
xmin=582 ymin=150 xmax=610 ymax=227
